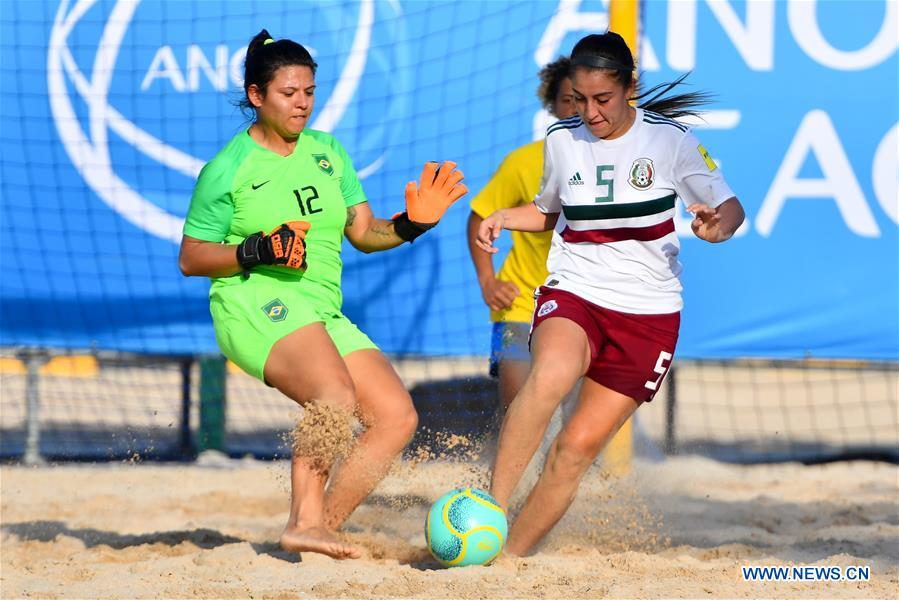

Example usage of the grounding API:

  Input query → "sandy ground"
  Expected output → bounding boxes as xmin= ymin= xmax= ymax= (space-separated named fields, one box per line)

xmin=2 ymin=455 xmax=897 ymax=599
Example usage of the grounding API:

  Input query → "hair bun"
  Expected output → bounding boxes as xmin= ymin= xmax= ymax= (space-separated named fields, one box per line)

xmin=248 ymin=29 xmax=273 ymax=55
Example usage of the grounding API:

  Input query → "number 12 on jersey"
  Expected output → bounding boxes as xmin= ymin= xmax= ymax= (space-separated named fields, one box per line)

xmin=294 ymin=186 xmax=322 ymax=217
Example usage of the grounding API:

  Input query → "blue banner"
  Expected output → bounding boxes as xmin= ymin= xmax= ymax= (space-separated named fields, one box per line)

xmin=1 ymin=0 xmax=896 ymax=360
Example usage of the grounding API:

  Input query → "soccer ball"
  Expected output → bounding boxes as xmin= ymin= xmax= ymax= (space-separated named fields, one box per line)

xmin=425 ymin=487 xmax=508 ymax=567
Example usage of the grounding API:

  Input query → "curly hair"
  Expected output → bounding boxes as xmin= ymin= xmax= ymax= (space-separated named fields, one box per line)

xmin=536 ymin=56 xmax=571 ymax=115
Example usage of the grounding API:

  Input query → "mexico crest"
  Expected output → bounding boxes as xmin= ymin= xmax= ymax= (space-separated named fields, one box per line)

xmin=628 ymin=158 xmax=654 ymax=190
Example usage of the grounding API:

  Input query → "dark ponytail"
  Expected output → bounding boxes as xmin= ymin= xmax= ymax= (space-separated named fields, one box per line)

xmin=633 ymin=73 xmax=714 ymax=120
xmin=570 ymin=32 xmax=711 ymax=120
xmin=239 ymin=29 xmax=317 ymax=117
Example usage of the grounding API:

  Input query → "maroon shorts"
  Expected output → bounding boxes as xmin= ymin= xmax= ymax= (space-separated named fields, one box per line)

xmin=531 ymin=287 xmax=680 ymax=402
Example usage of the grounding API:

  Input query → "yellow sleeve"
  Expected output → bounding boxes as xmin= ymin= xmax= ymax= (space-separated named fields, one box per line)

xmin=469 ymin=146 xmax=533 ymax=218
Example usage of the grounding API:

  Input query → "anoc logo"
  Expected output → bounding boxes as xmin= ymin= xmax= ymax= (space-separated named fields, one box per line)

xmin=48 ymin=0 xmax=410 ymax=243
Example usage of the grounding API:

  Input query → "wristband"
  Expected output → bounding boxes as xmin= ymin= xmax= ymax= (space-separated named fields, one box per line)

xmin=392 ymin=212 xmax=435 ymax=243
xmin=236 ymin=233 xmax=265 ymax=278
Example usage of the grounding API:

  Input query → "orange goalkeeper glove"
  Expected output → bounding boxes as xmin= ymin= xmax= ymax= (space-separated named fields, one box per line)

xmin=236 ymin=221 xmax=311 ymax=277
xmin=393 ymin=161 xmax=468 ymax=242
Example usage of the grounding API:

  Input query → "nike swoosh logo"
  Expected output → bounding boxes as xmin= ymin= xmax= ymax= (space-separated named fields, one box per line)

xmin=251 ymin=180 xmax=270 ymax=190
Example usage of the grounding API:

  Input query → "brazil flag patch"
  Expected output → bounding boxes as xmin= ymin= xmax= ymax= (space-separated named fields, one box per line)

xmin=262 ymin=298 xmax=288 ymax=322
xmin=312 ymin=153 xmax=334 ymax=176
xmin=697 ymin=144 xmax=717 ymax=172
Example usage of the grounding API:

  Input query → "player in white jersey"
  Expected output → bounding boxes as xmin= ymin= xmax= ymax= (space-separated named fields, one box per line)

xmin=476 ymin=32 xmax=745 ymax=556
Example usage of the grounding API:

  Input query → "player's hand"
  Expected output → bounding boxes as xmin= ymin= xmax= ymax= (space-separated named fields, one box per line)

xmin=480 ymin=276 xmax=520 ymax=311
xmin=687 ymin=203 xmax=725 ymax=243
xmin=392 ymin=161 xmax=468 ymax=242
xmin=475 ymin=211 xmax=506 ymax=254
xmin=265 ymin=221 xmax=311 ymax=269
xmin=404 ymin=161 xmax=468 ymax=224
xmin=689 ymin=198 xmax=744 ymax=243
xmin=237 ymin=221 xmax=312 ymax=275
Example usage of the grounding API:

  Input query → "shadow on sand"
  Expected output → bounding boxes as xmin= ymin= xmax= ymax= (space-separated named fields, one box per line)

xmin=1 ymin=520 xmax=301 ymax=563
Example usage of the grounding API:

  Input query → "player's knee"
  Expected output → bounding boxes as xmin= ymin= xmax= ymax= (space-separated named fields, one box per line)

xmin=396 ymin=405 xmax=419 ymax=440
xmin=317 ymin=379 xmax=357 ymax=413
xmin=373 ymin=401 xmax=418 ymax=441
xmin=526 ymin=362 xmax=574 ymax=405
xmin=551 ymin=429 xmax=601 ymax=476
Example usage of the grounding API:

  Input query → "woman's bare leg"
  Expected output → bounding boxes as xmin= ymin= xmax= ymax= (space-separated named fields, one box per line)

xmin=504 ymin=378 xmax=639 ymax=556
xmin=490 ymin=318 xmax=591 ymax=509
xmin=264 ymin=323 xmax=361 ymax=559
xmin=498 ymin=357 xmax=572 ymax=507
xmin=323 ymin=349 xmax=418 ymax=529
xmin=497 ymin=358 xmax=530 ymax=410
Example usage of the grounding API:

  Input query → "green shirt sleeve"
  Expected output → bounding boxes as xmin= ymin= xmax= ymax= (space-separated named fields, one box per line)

xmin=183 ymin=158 xmax=234 ymax=242
xmin=328 ymin=136 xmax=368 ymax=208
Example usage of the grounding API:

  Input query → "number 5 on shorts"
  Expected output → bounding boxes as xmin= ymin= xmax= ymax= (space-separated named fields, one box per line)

xmin=644 ymin=351 xmax=673 ymax=391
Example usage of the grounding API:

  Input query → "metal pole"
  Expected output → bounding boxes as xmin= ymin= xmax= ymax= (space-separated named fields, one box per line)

xmin=22 ymin=351 xmax=48 ymax=466
xmin=664 ymin=364 xmax=677 ymax=454
xmin=179 ymin=358 xmax=194 ymax=458
xmin=198 ymin=354 xmax=227 ymax=453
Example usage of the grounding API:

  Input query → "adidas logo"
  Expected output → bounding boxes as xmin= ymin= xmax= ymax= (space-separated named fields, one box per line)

xmin=568 ymin=172 xmax=585 ymax=186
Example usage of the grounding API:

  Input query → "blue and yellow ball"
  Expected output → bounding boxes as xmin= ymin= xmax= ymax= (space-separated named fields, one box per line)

xmin=425 ymin=487 xmax=508 ymax=567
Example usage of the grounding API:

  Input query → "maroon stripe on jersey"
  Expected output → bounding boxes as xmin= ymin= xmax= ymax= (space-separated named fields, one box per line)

xmin=561 ymin=219 xmax=675 ymax=244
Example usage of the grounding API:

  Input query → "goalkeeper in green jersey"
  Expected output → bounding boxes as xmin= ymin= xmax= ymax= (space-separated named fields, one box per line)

xmin=179 ymin=29 xmax=467 ymax=559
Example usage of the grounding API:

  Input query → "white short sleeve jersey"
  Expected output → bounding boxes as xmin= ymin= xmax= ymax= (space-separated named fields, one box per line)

xmin=534 ymin=109 xmax=735 ymax=314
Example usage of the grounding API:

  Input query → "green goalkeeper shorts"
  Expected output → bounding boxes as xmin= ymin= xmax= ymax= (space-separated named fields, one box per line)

xmin=209 ymin=279 xmax=378 ymax=383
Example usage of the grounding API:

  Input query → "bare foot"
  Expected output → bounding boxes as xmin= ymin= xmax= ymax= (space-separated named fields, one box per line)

xmin=279 ymin=526 xmax=362 ymax=559
xmin=491 ymin=553 xmax=519 ymax=569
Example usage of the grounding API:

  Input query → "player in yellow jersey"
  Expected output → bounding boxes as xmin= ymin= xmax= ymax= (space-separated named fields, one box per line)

xmin=467 ymin=57 xmax=576 ymax=411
